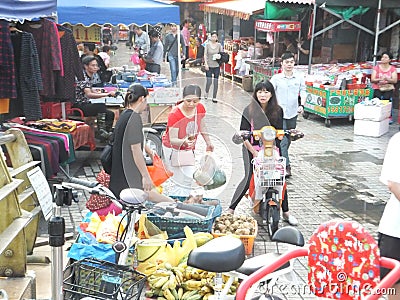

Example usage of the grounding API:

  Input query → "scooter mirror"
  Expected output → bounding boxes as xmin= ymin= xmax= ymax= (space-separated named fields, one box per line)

xmin=232 ymin=132 xmax=244 ymax=144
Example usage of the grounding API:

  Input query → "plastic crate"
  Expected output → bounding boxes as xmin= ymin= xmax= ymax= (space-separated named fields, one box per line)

xmin=146 ymin=197 xmax=222 ymax=239
xmin=63 ymin=257 xmax=146 ymax=300
xmin=212 ymin=220 xmax=258 ymax=255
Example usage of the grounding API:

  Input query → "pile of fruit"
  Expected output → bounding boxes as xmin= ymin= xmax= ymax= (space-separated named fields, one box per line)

xmin=145 ymin=261 xmax=239 ymax=300
xmin=212 ymin=213 xmax=256 ymax=236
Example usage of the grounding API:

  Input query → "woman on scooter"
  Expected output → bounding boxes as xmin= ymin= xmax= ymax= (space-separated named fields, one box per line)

xmin=228 ymin=81 xmax=298 ymax=226
xmin=162 ymin=84 xmax=214 ymax=197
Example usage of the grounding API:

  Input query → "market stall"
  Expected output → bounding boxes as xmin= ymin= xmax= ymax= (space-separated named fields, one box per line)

xmin=302 ymin=63 xmax=375 ymax=127
xmin=247 ymin=20 xmax=302 ymax=86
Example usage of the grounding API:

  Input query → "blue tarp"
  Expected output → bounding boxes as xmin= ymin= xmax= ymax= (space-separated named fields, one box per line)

xmin=0 ymin=0 xmax=57 ymax=22
xmin=57 ymin=0 xmax=180 ymax=26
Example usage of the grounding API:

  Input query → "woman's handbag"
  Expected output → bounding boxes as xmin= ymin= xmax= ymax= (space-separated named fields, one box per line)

xmin=170 ymin=149 xmax=195 ymax=167
xmin=100 ymin=143 xmax=113 ymax=174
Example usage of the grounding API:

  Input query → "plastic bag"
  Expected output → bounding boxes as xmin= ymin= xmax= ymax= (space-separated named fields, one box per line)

xmin=204 ymin=169 xmax=227 ymax=190
xmin=137 ymin=214 xmax=168 ymax=240
xmin=130 ymin=53 xmax=140 ymax=64
xmin=147 ymin=154 xmax=173 ymax=186
xmin=193 ymin=153 xmax=217 ymax=186
xmin=96 ymin=213 xmax=126 ymax=244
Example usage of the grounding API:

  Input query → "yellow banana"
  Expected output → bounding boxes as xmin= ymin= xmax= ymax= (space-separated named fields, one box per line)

xmin=183 ymin=279 xmax=203 ymax=290
xmin=168 ymin=274 xmax=177 ymax=290
xmin=161 ymin=278 xmax=171 ymax=291
xmin=154 ymin=276 xmax=169 ymax=289
xmin=173 ymin=269 xmax=184 ymax=285
xmin=155 ymin=269 xmax=173 ymax=277
xmin=177 ymin=287 xmax=184 ymax=300
xmin=163 ymin=288 xmax=175 ymax=300
xmin=171 ymin=288 xmax=179 ymax=299
xmin=203 ymin=293 xmax=213 ymax=300
xmin=187 ymin=294 xmax=202 ymax=300
xmin=182 ymin=290 xmax=197 ymax=300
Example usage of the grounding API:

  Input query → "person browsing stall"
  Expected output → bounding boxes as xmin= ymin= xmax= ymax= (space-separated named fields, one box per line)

xmin=144 ymin=30 xmax=164 ymax=74
xmin=204 ymin=31 xmax=223 ymax=103
xmin=186 ymin=37 xmax=205 ymax=67
xmin=133 ymin=25 xmax=150 ymax=54
xmin=270 ymin=52 xmax=306 ymax=177
xmin=162 ymin=84 xmax=214 ymax=197
xmin=109 ymin=84 xmax=176 ymax=204
xmin=74 ymin=56 xmax=115 ymax=138
xmin=228 ymin=81 xmax=298 ymax=225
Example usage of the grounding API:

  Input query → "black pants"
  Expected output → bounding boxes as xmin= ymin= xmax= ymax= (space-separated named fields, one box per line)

xmin=182 ymin=46 xmax=189 ymax=68
xmin=205 ymin=66 xmax=220 ymax=99
xmin=145 ymin=63 xmax=161 ymax=74
xmin=72 ymin=102 xmax=115 ymax=129
xmin=378 ymin=233 xmax=400 ymax=283
xmin=229 ymin=146 xmax=289 ymax=212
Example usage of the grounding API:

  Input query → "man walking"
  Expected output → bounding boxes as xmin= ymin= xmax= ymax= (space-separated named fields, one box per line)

xmin=270 ymin=52 xmax=306 ymax=177
xmin=164 ymin=24 xmax=185 ymax=86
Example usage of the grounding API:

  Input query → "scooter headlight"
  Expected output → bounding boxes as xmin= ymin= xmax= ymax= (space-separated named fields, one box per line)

xmin=262 ymin=128 xmax=276 ymax=141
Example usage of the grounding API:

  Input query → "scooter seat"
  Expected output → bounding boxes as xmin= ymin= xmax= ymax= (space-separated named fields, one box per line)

xmin=188 ymin=236 xmax=245 ymax=273
xmin=236 ymin=253 xmax=290 ymax=276
xmin=119 ymin=188 xmax=147 ymax=208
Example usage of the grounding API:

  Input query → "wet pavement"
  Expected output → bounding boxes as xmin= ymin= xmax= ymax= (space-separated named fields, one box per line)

xmin=28 ymin=44 xmax=400 ymax=299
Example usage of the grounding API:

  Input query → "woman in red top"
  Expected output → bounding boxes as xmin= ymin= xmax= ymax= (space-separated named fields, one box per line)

xmin=371 ymin=51 xmax=398 ymax=123
xmin=162 ymin=84 xmax=214 ymax=196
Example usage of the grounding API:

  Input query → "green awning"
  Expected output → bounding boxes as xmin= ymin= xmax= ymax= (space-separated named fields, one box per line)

xmin=328 ymin=6 xmax=370 ymax=20
xmin=264 ymin=2 xmax=306 ymax=19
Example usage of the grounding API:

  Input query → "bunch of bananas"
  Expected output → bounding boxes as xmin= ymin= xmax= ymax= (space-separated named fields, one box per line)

xmin=145 ymin=261 xmax=239 ymax=300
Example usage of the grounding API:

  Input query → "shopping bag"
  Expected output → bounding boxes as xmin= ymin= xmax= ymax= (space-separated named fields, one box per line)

xmin=193 ymin=153 xmax=217 ymax=186
xmin=86 ymin=170 xmax=112 ymax=211
xmin=137 ymin=214 xmax=168 ymax=240
xmin=147 ymin=154 xmax=173 ymax=186
xmin=170 ymin=149 xmax=195 ymax=167
xmin=204 ymin=169 xmax=227 ymax=190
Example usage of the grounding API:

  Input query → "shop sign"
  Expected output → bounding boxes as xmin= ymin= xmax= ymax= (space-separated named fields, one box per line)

xmin=313 ymin=105 xmax=326 ymax=115
xmin=72 ymin=25 xmax=101 ymax=43
xmin=255 ymin=20 xmax=301 ymax=32
xmin=306 ymin=86 xmax=327 ymax=98
xmin=327 ymin=106 xmax=354 ymax=114
xmin=331 ymin=89 xmax=371 ymax=97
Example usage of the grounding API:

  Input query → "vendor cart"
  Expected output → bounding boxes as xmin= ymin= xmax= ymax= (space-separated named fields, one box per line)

xmin=250 ymin=20 xmax=301 ymax=87
xmin=303 ymin=85 xmax=373 ymax=127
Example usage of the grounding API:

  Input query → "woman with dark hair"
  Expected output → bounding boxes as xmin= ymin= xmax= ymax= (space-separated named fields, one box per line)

xmin=162 ymin=84 xmax=214 ymax=196
xmin=371 ymin=51 xmax=398 ymax=123
xmin=109 ymin=84 xmax=175 ymax=204
xmin=228 ymin=81 xmax=298 ymax=225
xmin=204 ymin=31 xmax=223 ymax=103
xmin=74 ymin=55 xmax=115 ymax=138
xmin=186 ymin=37 xmax=205 ymax=67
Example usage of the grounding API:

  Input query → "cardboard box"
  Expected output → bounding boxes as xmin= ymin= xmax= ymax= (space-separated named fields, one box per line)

xmin=354 ymin=101 xmax=392 ymax=121
xmin=149 ymin=104 xmax=172 ymax=124
xmin=354 ymin=118 xmax=389 ymax=137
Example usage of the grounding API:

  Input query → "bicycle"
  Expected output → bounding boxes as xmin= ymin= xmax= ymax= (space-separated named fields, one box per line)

xmin=187 ymin=226 xmax=305 ymax=300
xmin=233 ymin=127 xmax=304 ymax=237
xmin=61 ymin=177 xmax=148 ymax=300
xmin=236 ymin=219 xmax=400 ymax=300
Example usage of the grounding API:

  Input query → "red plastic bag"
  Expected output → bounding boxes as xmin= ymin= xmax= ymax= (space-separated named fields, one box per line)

xmin=147 ymin=154 xmax=173 ymax=186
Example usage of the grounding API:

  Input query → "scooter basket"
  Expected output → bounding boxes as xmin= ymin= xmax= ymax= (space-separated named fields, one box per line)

xmin=253 ymin=157 xmax=286 ymax=188
xmin=63 ymin=257 xmax=146 ymax=300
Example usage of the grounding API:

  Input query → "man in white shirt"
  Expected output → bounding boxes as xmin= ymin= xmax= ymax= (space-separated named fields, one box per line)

xmin=270 ymin=52 xmax=306 ymax=177
xmin=378 ymin=132 xmax=400 ymax=300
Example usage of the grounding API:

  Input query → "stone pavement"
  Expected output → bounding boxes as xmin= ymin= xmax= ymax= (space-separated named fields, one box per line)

xmin=28 ymin=44 xmax=400 ymax=299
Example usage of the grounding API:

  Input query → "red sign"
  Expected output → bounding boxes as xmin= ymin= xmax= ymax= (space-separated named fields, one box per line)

xmin=255 ymin=20 xmax=301 ymax=32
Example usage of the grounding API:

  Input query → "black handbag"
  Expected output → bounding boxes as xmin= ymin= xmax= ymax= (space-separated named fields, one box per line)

xmin=100 ymin=142 xmax=113 ymax=174
xmin=217 ymin=52 xmax=230 ymax=65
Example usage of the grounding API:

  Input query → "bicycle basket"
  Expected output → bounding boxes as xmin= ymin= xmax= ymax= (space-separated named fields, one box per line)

xmin=253 ymin=157 xmax=286 ymax=187
xmin=63 ymin=257 xmax=146 ymax=300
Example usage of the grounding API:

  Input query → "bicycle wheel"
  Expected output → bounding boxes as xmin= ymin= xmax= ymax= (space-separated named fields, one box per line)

xmin=266 ymin=204 xmax=279 ymax=238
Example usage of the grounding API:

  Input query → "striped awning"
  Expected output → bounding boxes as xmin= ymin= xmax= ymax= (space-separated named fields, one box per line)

xmin=267 ymin=0 xmax=315 ymax=4
xmin=199 ymin=0 xmax=266 ymax=20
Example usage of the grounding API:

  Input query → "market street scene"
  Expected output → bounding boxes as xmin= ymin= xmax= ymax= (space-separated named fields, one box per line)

xmin=1 ymin=0 xmax=400 ymax=299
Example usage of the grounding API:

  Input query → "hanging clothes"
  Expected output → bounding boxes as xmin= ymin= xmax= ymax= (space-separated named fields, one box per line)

xmin=0 ymin=20 xmax=17 ymax=99
xmin=49 ymin=25 xmax=83 ymax=102
xmin=10 ymin=30 xmax=43 ymax=120
xmin=19 ymin=18 xmax=63 ymax=98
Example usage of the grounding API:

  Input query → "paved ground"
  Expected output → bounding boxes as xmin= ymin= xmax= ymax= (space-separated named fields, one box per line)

xmin=28 ymin=44 xmax=400 ymax=299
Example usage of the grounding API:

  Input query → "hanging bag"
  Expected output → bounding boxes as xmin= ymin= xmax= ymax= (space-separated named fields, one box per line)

xmin=147 ymin=154 xmax=173 ymax=186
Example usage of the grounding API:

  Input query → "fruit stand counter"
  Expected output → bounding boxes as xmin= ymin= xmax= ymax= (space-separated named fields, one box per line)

xmin=303 ymin=86 xmax=373 ymax=127
xmin=247 ymin=60 xmax=280 ymax=87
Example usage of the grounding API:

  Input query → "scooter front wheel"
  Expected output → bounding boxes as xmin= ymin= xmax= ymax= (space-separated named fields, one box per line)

xmin=266 ymin=204 xmax=279 ymax=238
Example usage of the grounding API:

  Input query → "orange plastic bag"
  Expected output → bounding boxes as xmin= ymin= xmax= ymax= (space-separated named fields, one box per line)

xmin=147 ymin=154 xmax=173 ymax=186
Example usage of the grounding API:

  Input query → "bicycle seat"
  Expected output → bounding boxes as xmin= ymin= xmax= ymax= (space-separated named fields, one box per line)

xmin=271 ymin=226 xmax=304 ymax=246
xmin=236 ymin=253 xmax=290 ymax=276
xmin=119 ymin=188 xmax=147 ymax=208
xmin=188 ymin=236 xmax=245 ymax=273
